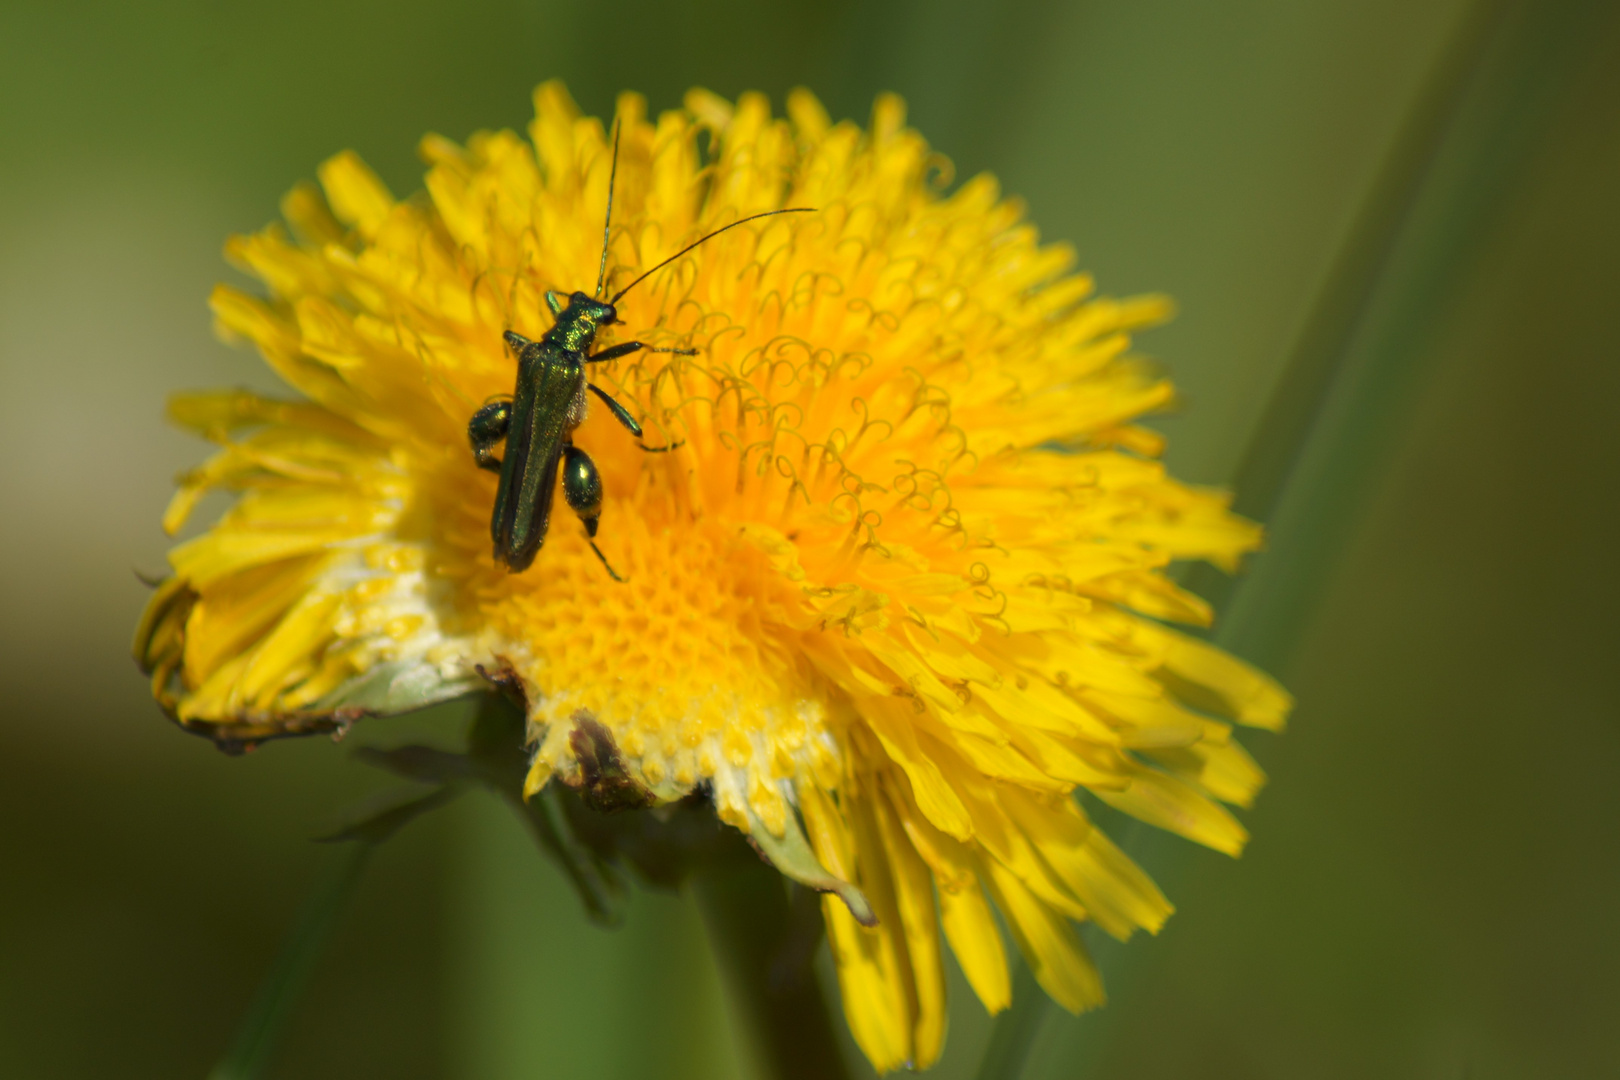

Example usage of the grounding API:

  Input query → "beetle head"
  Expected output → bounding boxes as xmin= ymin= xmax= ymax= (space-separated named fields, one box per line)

xmin=568 ymin=291 xmax=618 ymax=325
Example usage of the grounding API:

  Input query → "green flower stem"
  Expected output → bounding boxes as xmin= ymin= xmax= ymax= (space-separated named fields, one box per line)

xmin=208 ymin=842 xmax=373 ymax=1080
xmin=691 ymin=859 xmax=853 ymax=1080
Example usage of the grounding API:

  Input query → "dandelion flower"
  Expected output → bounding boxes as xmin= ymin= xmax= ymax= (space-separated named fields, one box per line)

xmin=135 ymin=82 xmax=1291 ymax=1071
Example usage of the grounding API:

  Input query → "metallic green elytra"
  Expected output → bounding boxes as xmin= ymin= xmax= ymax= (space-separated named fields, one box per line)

xmin=468 ymin=128 xmax=813 ymax=580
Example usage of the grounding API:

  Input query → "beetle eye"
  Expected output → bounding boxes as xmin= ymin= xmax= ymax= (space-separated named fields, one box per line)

xmin=602 ymin=306 xmax=619 ymax=324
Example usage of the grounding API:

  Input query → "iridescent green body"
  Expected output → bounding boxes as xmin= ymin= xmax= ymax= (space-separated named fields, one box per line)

xmin=469 ymin=289 xmax=668 ymax=576
xmin=466 ymin=127 xmax=811 ymax=580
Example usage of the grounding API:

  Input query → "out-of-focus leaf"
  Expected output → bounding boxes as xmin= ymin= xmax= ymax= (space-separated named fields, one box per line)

xmin=316 ymin=784 xmax=459 ymax=846
xmin=353 ymin=744 xmax=482 ymax=784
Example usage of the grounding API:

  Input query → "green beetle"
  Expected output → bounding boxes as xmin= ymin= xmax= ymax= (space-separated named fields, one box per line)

xmin=467 ymin=130 xmax=811 ymax=579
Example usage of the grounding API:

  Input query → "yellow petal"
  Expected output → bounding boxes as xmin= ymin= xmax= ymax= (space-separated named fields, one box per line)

xmin=1148 ymin=737 xmax=1268 ymax=808
xmin=875 ymin=788 xmax=948 ymax=1068
xmin=980 ymin=856 xmax=1104 ymax=1013
xmin=823 ymin=894 xmax=909 ymax=1073
xmin=317 ymin=149 xmax=396 ymax=239
xmin=1097 ymin=761 xmax=1250 ymax=856
xmin=1150 ymin=623 xmax=1294 ymax=730
xmin=938 ymin=875 xmax=1011 ymax=1014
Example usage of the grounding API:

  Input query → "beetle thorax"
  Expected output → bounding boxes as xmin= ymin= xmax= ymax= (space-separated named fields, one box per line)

xmin=544 ymin=293 xmax=616 ymax=353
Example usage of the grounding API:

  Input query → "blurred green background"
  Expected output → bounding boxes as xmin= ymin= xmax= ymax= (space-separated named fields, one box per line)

xmin=2 ymin=0 xmax=1617 ymax=1076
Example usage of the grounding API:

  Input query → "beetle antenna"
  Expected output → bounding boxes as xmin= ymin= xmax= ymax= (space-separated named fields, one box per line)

xmin=594 ymin=121 xmax=621 ymax=299
xmin=608 ymin=208 xmax=815 ymax=306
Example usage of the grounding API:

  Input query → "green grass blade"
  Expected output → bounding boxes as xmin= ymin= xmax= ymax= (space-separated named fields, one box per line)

xmin=1182 ymin=0 xmax=1512 ymax=619
xmin=972 ymin=961 xmax=1048 ymax=1080
xmin=206 ymin=843 xmax=373 ymax=1080
xmin=1216 ymin=0 xmax=1615 ymax=668
xmin=1031 ymin=1 xmax=1616 ymax=1077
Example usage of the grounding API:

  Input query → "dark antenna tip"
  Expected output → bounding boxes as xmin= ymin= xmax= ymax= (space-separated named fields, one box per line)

xmin=608 ymin=207 xmax=817 ymax=306
xmin=594 ymin=121 xmax=622 ymax=299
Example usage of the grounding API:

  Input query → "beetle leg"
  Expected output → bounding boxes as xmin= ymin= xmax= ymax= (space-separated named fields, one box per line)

xmin=561 ymin=445 xmax=625 ymax=582
xmin=586 ymin=340 xmax=645 ymax=364
xmin=585 ymin=383 xmax=642 ymax=437
xmin=586 ymin=383 xmax=685 ymax=452
xmin=468 ymin=398 xmax=512 ymax=472
xmin=586 ymin=340 xmax=698 ymax=364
